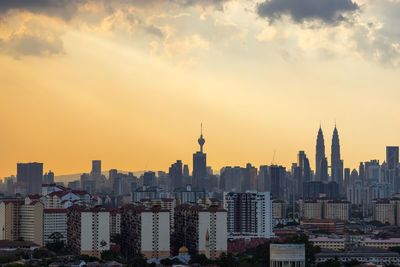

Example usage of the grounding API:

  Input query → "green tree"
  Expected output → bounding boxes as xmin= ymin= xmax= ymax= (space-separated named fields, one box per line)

xmin=101 ymin=250 xmax=120 ymax=262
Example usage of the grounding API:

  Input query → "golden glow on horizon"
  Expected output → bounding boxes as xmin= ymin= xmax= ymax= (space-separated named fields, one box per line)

xmin=0 ymin=1 xmax=399 ymax=178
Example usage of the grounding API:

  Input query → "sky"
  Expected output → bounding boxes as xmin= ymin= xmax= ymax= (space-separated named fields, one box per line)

xmin=0 ymin=0 xmax=399 ymax=178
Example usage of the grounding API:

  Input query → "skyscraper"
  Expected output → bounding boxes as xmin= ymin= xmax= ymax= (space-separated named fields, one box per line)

xmin=193 ymin=125 xmax=207 ymax=189
xmin=386 ymin=146 xmax=399 ymax=169
xmin=91 ymin=160 xmax=101 ymax=175
xmin=17 ymin=162 xmax=43 ymax=195
xmin=316 ymin=127 xmax=327 ymax=181
xmin=169 ymin=160 xmax=183 ymax=190
xmin=331 ymin=125 xmax=344 ymax=192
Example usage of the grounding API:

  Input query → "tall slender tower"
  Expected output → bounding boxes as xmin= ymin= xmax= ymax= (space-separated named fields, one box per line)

xmin=193 ymin=124 xmax=207 ymax=189
xmin=331 ymin=124 xmax=343 ymax=191
xmin=316 ymin=126 xmax=325 ymax=181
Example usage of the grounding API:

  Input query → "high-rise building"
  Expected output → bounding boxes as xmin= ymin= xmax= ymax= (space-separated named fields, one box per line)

xmin=244 ymin=163 xmax=258 ymax=191
xmin=121 ymin=205 xmax=170 ymax=259
xmin=270 ymin=165 xmax=286 ymax=200
xmin=386 ymin=146 xmax=399 ymax=170
xmin=43 ymin=170 xmax=55 ymax=184
xmin=298 ymin=151 xmax=311 ymax=196
xmin=91 ymin=160 xmax=101 ymax=175
xmin=372 ymin=199 xmax=395 ymax=225
xmin=17 ymin=162 xmax=43 ymax=195
xmin=0 ymin=199 xmax=43 ymax=246
xmin=193 ymin=125 xmax=207 ymax=189
xmin=44 ymin=209 xmax=67 ymax=245
xmin=316 ymin=127 xmax=328 ymax=181
xmin=172 ymin=204 xmax=227 ymax=259
xmin=331 ymin=126 xmax=343 ymax=192
xmin=143 ymin=171 xmax=156 ymax=187
xmin=224 ymin=191 xmax=273 ymax=239
xmin=67 ymin=206 xmax=110 ymax=258
xmin=169 ymin=160 xmax=183 ymax=190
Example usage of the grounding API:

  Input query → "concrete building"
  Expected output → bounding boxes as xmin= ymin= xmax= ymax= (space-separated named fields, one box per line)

xmin=372 ymin=199 xmax=395 ymax=225
xmin=121 ymin=205 xmax=170 ymax=259
xmin=173 ymin=204 xmax=227 ymax=259
xmin=270 ymin=244 xmax=305 ymax=267
xmin=299 ymin=199 xmax=323 ymax=219
xmin=0 ymin=200 xmax=43 ymax=246
xmin=17 ymin=162 xmax=43 ymax=195
xmin=224 ymin=191 xmax=273 ymax=239
xmin=109 ymin=208 xmax=121 ymax=238
xmin=67 ymin=206 xmax=110 ymax=258
xmin=309 ymin=236 xmax=345 ymax=250
xmin=362 ymin=238 xmax=400 ymax=250
xmin=272 ymin=200 xmax=287 ymax=219
xmin=44 ymin=209 xmax=67 ymax=245
xmin=324 ymin=200 xmax=350 ymax=221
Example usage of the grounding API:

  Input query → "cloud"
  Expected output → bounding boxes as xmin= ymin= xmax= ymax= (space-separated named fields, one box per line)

xmin=257 ymin=0 xmax=360 ymax=25
xmin=0 ymin=17 xmax=65 ymax=58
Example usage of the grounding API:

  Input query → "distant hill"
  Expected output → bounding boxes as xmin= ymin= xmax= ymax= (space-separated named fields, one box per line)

xmin=54 ymin=170 xmax=147 ymax=183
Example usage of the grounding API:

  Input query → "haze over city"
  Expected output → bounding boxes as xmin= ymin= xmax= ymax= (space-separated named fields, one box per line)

xmin=1 ymin=0 xmax=400 ymax=178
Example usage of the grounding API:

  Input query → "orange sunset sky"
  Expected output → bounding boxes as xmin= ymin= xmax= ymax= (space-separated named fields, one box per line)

xmin=0 ymin=0 xmax=400 ymax=178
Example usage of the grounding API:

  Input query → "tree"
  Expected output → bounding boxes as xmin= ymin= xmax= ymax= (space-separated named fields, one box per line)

xmin=189 ymin=254 xmax=210 ymax=265
xmin=101 ymin=250 xmax=120 ymax=262
xmin=284 ymin=234 xmax=321 ymax=267
xmin=46 ymin=232 xmax=65 ymax=254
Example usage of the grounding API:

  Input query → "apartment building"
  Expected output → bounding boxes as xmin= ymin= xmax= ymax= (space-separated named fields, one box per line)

xmin=224 ymin=191 xmax=273 ymax=239
xmin=310 ymin=236 xmax=346 ymax=250
xmin=0 ymin=200 xmax=43 ymax=246
xmin=373 ymin=199 xmax=395 ymax=225
xmin=172 ymin=204 xmax=227 ymax=259
xmin=67 ymin=206 xmax=110 ymax=258
xmin=44 ymin=209 xmax=67 ymax=245
xmin=121 ymin=205 xmax=170 ymax=259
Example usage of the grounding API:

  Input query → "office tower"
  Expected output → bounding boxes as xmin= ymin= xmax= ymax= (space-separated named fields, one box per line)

xmin=270 ymin=165 xmax=286 ymax=200
xmin=67 ymin=206 xmax=110 ymax=258
xmin=298 ymin=151 xmax=311 ymax=196
xmin=183 ymin=165 xmax=189 ymax=178
xmin=0 ymin=200 xmax=44 ymax=246
xmin=109 ymin=169 xmax=118 ymax=183
xmin=344 ymin=168 xmax=350 ymax=188
xmin=43 ymin=170 xmax=55 ymax=184
xmin=387 ymin=146 xmax=399 ymax=169
xmin=220 ymin=166 xmax=244 ymax=192
xmin=17 ymin=162 xmax=43 ymax=195
xmin=193 ymin=125 xmax=207 ymax=189
xmin=223 ymin=191 xmax=273 ymax=239
xmin=169 ymin=160 xmax=183 ymax=190
xmin=143 ymin=171 xmax=156 ymax=187
xmin=331 ymin=126 xmax=344 ymax=191
xmin=121 ymin=205 xmax=170 ymax=259
xmin=44 ymin=209 xmax=67 ymax=245
xmin=244 ymin=163 xmax=258 ymax=191
xmin=359 ymin=162 xmax=365 ymax=184
xmin=91 ymin=160 xmax=101 ymax=175
xmin=173 ymin=203 xmax=227 ymax=259
xmin=316 ymin=127 xmax=328 ymax=181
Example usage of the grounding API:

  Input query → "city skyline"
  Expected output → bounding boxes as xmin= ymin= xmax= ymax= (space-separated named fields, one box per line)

xmin=1 ymin=124 xmax=398 ymax=179
xmin=1 ymin=0 xmax=400 ymax=178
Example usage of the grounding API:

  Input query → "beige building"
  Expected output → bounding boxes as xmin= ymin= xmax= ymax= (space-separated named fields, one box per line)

xmin=324 ymin=200 xmax=350 ymax=221
xmin=273 ymin=200 xmax=287 ymax=219
xmin=373 ymin=199 xmax=395 ymax=225
xmin=309 ymin=237 xmax=345 ymax=250
xmin=361 ymin=238 xmax=400 ymax=250
xmin=0 ymin=200 xmax=43 ymax=246
xmin=300 ymin=200 xmax=322 ymax=219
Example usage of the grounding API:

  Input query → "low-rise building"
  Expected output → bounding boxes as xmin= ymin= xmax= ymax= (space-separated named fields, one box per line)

xmin=309 ymin=237 xmax=345 ymax=250
xmin=361 ymin=238 xmax=400 ymax=250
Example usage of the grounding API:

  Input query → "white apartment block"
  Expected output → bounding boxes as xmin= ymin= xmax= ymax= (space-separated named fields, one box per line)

xmin=67 ymin=207 xmax=110 ymax=258
xmin=44 ymin=209 xmax=67 ymax=245
xmin=141 ymin=210 xmax=170 ymax=259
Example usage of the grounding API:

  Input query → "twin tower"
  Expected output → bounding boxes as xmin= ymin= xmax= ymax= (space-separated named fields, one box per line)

xmin=315 ymin=125 xmax=343 ymax=185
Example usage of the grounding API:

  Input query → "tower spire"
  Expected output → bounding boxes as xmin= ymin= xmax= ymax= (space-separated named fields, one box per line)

xmin=198 ymin=123 xmax=205 ymax=153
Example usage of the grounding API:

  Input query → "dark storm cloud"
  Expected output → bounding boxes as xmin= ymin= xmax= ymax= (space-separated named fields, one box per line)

xmin=257 ymin=0 xmax=359 ymax=25
xmin=0 ymin=0 xmax=83 ymax=20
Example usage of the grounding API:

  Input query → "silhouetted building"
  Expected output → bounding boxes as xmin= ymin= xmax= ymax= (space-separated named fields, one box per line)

xmin=143 ymin=171 xmax=156 ymax=187
xmin=43 ymin=170 xmax=54 ymax=184
xmin=91 ymin=160 xmax=101 ymax=175
xmin=298 ymin=151 xmax=311 ymax=196
xmin=270 ymin=165 xmax=286 ymax=200
xmin=387 ymin=146 xmax=399 ymax=170
xmin=316 ymin=127 xmax=328 ymax=182
xmin=17 ymin=162 xmax=43 ymax=195
xmin=169 ymin=160 xmax=183 ymax=190
xmin=331 ymin=126 xmax=343 ymax=192
xmin=193 ymin=126 xmax=207 ymax=189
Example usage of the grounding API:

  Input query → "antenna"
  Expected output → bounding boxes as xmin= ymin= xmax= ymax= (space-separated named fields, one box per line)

xmin=201 ymin=122 xmax=203 ymax=135
xmin=271 ymin=150 xmax=276 ymax=165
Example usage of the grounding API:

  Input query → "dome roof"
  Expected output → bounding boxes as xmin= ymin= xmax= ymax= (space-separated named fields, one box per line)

xmin=179 ymin=246 xmax=189 ymax=254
